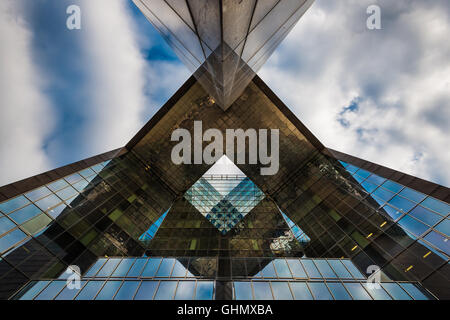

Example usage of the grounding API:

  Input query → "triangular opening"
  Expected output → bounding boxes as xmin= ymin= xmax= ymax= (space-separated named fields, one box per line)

xmin=138 ymin=209 xmax=169 ymax=245
xmin=184 ymin=155 xmax=264 ymax=234
xmin=280 ymin=210 xmax=311 ymax=244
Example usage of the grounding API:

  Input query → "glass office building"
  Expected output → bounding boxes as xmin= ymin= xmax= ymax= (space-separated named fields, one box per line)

xmin=0 ymin=0 xmax=448 ymax=300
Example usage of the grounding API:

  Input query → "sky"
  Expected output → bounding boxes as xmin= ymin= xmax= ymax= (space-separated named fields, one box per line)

xmin=0 ymin=0 xmax=449 ymax=187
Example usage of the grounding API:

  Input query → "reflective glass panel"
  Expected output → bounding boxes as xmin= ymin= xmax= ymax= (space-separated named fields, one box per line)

xmin=134 ymin=281 xmax=158 ymax=300
xmin=253 ymin=282 xmax=273 ymax=300
xmin=344 ymin=282 xmax=371 ymax=300
xmin=290 ymin=282 xmax=313 ymax=300
xmin=95 ymin=281 xmax=122 ymax=300
xmin=154 ymin=281 xmax=177 ymax=300
xmin=271 ymin=282 xmax=293 ymax=300
xmin=114 ymin=281 xmax=140 ymax=300
xmin=75 ymin=281 xmax=104 ymax=300
xmin=195 ymin=281 xmax=214 ymax=300
xmin=174 ymin=281 xmax=195 ymax=300
xmin=308 ymin=282 xmax=333 ymax=300
xmin=34 ymin=281 xmax=66 ymax=300
xmin=381 ymin=283 xmax=411 ymax=300
xmin=326 ymin=282 xmax=351 ymax=300
xmin=234 ymin=282 xmax=252 ymax=300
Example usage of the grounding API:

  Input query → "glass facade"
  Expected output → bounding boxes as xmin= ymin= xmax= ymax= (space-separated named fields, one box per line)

xmin=14 ymin=257 xmax=430 ymax=300
xmin=0 ymin=75 xmax=448 ymax=300
xmin=132 ymin=0 xmax=314 ymax=109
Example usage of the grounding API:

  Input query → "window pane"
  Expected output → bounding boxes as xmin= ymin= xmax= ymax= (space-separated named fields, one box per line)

xmin=72 ymin=179 xmax=89 ymax=192
xmin=75 ymin=281 xmax=104 ymax=300
xmin=96 ymin=258 xmax=121 ymax=277
xmin=25 ymin=187 xmax=51 ymax=202
xmin=0 ymin=228 xmax=27 ymax=253
xmin=326 ymin=282 xmax=351 ymax=300
xmin=272 ymin=259 xmax=291 ymax=278
xmin=421 ymin=197 xmax=450 ymax=216
xmin=195 ymin=281 xmax=214 ymax=300
xmin=362 ymin=283 xmax=391 ymax=300
xmin=397 ymin=215 xmax=429 ymax=237
xmin=381 ymin=283 xmax=411 ymax=300
xmin=34 ymin=281 xmax=66 ymax=300
xmin=372 ymin=187 xmax=395 ymax=202
xmin=79 ymin=168 xmax=96 ymax=178
xmin=8 ymin=204 xmax=42 ymax=225
xmin=399 ymin=283 xmax=429 ymax=300
xmin=424 ymin=231 xmax=450 ymax=256
xmin=286 ymin=259 xmax=307 ymax=278
xmin=434 ymin=219 xmax=449 ymax=236
xmin=0 ymin=217 xmax=16 ymax=235
xmin=365 ymin=174 xmax=386 ymax=185
xmin=409 ymin=206 xmax=442 ymax=227
xmin=112 ymin=259 xmax=135 ymax=277
xmin=171 ymin=260 xmax=187 ymax=277
xmin=84 ymin=259 xmax=107 ymax=277
xmin=261 ymin=261 xmax=277 ymax=278
xmin=19 ymin=281 xmax=50 ymax=300
xmin=360 ymin=181 xmax=378 ymax=193
xmin=355 ymin=169 xmax=371 ymax=179
xmin=345 ymin=164 xmax=358 ymax=173
xmin=399 ymin=188 xmax=426 ymax=203
xmin=234 ymin=282 xmax=252 ymax=300
xmin=156 ymin=258 xmax=175 ymax=277
xmin=95 ymin=281 xmax=122 ymax=300
xmin=382 ymin=180 xmax=403 ymax=193
xmin=301 ymin=259 xmax=321 ymax=278
xmin=344 ymin=282 xmax=372 ymax=300
xmin=253 ymin=282 xmax=273 ymax=300
xmin=290 ymin=282 xmax=313 ymax=300
xmin=154 ymin=281 xmax=177 ymax=300
xmin=114 ymin=281 xmax=140 ymax=300
xmin=388 ymin=195 xmax=416 ymax=213
xmin=54 ymin=281 xmax=85 ymax=300
xmin=0 ymin=196 xmax=30 ymax=214
xmin=56 ymin=186 xmax=78 ymax=201
xmin=47 ymin=179 xmax=69 ymax=192
xmin=313 ymin=260 xmax=337 ymax=278
xmin=382 ymin=204 xmax=403 ymax=221
xmin=327 ymin=260 xmax=352 ymax=279
xmin=134 ymin=281 xmax=158 ymax=300
xmin=174 ymin=281 xmax=195 ymax=300
xmin=65 ymin=173 xmax=83 ymax=184
xmin=341 ymin=260 xmax=365 ymax=279
xmin=35 ymin=194 xmax=62 ymax=212
xmin=271 ymin=282 xmax=292 ymax=300
xmin=127 ymin=258 xmax=147 ymax=277
xmin=308 ymin=282 xmax=333 ymax=300
xmin=142 ymin=258 xmax=162 ymax=277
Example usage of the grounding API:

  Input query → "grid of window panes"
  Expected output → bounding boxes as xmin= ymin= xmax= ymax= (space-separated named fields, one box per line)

xmin=0 ymin=161 xmax=110 ymax=257
xmin=339 ymin=161 xmax=449 ymax=261
xmin=78 ymin=257 xmax=367 ymax=281
xmin=15 ymin=257 xmax=431 ymax=300
xmin=233 ymin=280 xmax=430 ymax=300
xmin=16 ymin=279 xmax=214 ymax=300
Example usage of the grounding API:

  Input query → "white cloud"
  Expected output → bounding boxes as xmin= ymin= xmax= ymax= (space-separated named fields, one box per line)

xmin=0 ymin=1 xmax=54 ymax=186
xmin=259 ymin=0 xmax=450 ymax=186
xmin=78 ymin=0 xmax=190 ymax=156
xmin=78 ymin=0 xmax=149 ymax=155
